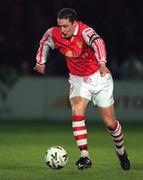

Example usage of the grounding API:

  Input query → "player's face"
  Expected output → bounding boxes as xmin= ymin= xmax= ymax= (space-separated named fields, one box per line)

xmin=57 ymin=18 xmax=77 ymax=38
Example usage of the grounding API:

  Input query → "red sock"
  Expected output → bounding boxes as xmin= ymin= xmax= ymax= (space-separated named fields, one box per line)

xmin=72 ymin=116 xmax=88 ymax=151
xmin=108 ymin=121 xmax=124 ymax=154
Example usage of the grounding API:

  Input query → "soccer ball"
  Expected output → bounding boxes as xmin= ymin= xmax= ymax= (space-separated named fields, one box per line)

xmin=45 ymin=146 xmax=68 ymax=169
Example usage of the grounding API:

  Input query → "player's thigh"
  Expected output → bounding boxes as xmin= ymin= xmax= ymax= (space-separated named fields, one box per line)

xmin=93 ymin=73 xmax=114 ymax=107
xmin=69 ymin=83 xmax=91 ymax=101
xmin=69 ymin=74 xmax=92 ymax=101
xmin=70 ymin=96 xmax=89 ymax=116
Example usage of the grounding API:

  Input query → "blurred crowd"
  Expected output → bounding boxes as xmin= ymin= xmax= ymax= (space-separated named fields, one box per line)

xmin=0 ymin=0 xmax=143 ymax=86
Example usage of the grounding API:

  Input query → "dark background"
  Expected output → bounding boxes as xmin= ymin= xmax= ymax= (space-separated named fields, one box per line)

xmin=0 ymin=0 xmax=143 ymax=80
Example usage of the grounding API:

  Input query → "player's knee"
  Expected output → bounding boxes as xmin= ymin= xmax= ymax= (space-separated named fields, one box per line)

xmin=71 ymin=106 xmax=84 ymax=116
xmin=102 ymin=114 xmax=116 ymax=128
xmin=105 ymin=120 xmax=116 ymax=129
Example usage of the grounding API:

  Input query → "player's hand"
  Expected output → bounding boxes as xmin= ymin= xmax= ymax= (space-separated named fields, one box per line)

xmin=34 ymin=63 xmax=45 ymax=74
xmin=99 ymin=63 xmax=110 ymax=77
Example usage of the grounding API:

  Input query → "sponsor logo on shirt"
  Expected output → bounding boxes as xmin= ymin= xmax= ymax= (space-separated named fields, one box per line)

xmin=65 ymin=50 xmax=73 ymax=57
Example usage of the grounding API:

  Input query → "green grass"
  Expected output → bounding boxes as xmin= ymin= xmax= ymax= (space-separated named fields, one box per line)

xmin=0 ymin=121 xmax=143 ymax=180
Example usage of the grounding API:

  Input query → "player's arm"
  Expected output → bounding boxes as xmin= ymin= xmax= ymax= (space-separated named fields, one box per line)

xmin=34 ymin=28 xmax=55 ymax=74
xmin=82 ymin=28 xmax=110 ymax=76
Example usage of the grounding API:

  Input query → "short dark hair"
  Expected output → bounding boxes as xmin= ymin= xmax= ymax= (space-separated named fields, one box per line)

xmin=57 ymin=8 xmax=77 ymax=23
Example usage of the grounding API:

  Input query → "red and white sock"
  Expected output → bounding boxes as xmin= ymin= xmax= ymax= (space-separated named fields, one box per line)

xmin=107 ymin=121 xmax=124 ymax=155
xmin=72 ymin=116 xmax=89 ymax=157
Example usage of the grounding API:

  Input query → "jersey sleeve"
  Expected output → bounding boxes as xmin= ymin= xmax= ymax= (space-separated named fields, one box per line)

xmin=82 ymin=27 xmax=107 ymax=64
xmin=36 ymin=28 xmax=55 ymax=65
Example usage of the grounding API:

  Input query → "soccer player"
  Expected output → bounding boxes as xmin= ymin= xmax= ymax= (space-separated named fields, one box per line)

xmin=34 ymin=8 xmax=130 ymax=171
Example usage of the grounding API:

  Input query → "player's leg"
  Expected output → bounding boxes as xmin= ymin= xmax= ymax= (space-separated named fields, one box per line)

xmin=99 ymin=105 xmax=124 ymax=155
xmin=70 ymin=96 xmax=89 ymax=157
xmin=99 ymin=105 xmax=130 ymax=170
xmin=92 ymin=72 xmax=130 ymax=170
xmin=70 ymin=96 xmax=92 ymax=170
xmin=68 ymin=74 xmax=93 ymax=170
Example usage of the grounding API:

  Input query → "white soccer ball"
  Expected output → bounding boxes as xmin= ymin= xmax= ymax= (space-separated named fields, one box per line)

xmin=45 ymin=146 xmax=68 ymax=169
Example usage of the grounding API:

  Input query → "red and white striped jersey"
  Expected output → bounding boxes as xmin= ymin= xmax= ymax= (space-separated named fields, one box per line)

xmin=36 ymin=21 xmax=107 ymax=76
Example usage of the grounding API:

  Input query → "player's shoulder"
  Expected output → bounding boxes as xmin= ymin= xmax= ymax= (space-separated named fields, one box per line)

xmin=78 ymin=21 xmax=89 ymax=29
xmin=79 ymin=22 xmax=100 ymax=44
xmin=52 ymin=26 xmax=60 ymax=33
xmin=79 ymin=21 xmax=98 ymax=37
xmin=80 ymin=23 xmax=97 ymax=37
xmin=43 ymin=26 xmax=60 ymax=38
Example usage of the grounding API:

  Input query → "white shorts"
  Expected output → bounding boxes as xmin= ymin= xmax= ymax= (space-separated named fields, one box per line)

xmin=68 ymin=71 xmax=114 ymax=107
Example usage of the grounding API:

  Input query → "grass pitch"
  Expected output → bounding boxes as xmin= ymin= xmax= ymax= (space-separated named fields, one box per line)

xmin=0 ymin=121 xmax=142 ymax=180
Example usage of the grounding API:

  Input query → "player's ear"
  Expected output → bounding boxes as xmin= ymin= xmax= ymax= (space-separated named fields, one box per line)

xmin=73 ymin=20 xmax=77 ymax=26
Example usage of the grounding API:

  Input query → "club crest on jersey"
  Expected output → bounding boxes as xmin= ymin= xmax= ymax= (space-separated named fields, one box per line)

xmin=77 ymin=40 xmax=83 ymax=49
